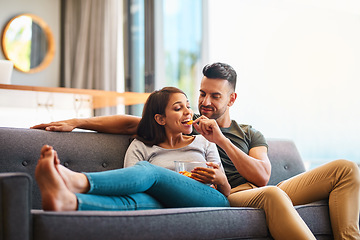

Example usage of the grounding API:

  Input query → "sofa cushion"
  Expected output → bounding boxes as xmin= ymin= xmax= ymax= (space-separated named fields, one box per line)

xmin=0 ymin=173 xmax=32 ymax=240
xmin=31 ymin=201 xmax=332 ymax=240
xmin=32 ymin=207 xmax=269 ymax=240
xmin=0 ymin=127 xmax=132 ymax=209
xmin=267 ymin=139 xmax=306 ymax=185
xmin=0 ymin=127 xmax=306 ymax=208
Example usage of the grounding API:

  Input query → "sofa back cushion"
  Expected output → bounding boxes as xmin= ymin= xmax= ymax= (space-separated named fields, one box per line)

xmin=267 ymin=139 xmax=306 ymax=185
xmin=0 ymin=127 xmax=132 ymax=209
xmin=0 ymin=127 xmax=305 ymax=209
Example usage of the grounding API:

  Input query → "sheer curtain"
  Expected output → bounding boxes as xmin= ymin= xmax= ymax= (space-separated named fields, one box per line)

xmin=62 ymin=0 xmax=121 ymax=115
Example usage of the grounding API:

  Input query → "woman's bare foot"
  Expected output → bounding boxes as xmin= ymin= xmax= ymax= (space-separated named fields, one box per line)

xmin=56 ymin=163 xmax=90 ymax=193
xmin=35 ymin=145 xmax=78 ymax=211
xmin=51 ymin=150 xmax=90 ymax=193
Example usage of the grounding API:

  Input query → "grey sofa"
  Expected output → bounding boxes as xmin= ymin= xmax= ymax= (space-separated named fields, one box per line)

xmin=0 ymin=127 xmax=334 ymax=240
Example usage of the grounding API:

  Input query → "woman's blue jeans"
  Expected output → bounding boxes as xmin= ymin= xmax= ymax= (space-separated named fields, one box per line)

xmin=75 ymin=161 xmax=229 ymax=210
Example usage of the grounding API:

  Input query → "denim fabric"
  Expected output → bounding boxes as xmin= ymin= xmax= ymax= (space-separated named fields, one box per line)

xmin=76 ymin=192 xmax=163 ymax=211
xmin=76 ymin=161 xmax=229 ymax=210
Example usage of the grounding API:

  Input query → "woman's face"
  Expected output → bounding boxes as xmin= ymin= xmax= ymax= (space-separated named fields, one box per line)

xmin=162 ymin=93 xmax=193 ymax=135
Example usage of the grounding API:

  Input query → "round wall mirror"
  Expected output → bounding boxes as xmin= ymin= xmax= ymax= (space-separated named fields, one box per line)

xmin=1 ymin=14 xmax=55 ymax=73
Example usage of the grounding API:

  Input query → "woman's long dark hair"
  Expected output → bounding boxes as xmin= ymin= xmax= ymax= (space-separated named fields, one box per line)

xmin=136 ymin=87 xmax=187 ymax=146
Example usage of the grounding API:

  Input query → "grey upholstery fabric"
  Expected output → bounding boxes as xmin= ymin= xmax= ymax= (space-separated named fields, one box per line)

xmin=0 ymin=127 xmax=335 ymax=239
xmin=31 ymin=208 xmax=269 ymax=240
xmin=31 ymin=202 xmax=332 ymax=240
xmin=0 ymin=127 xmax=132 ymax=209
xmin=0 ymin=172 xmax=32 ymax=240
xmin=267 ymin=139 xmax=306 ymax=185
xmin=296 ymin=201 xmax=332 ymax=236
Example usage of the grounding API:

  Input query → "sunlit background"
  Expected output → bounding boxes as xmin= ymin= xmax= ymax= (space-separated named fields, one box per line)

xmin=154 ymin=0 xmax=360 ymax=169
xmin=206 ymin=0 xmax=360 ymax=169
xmin=4 ymin=16 xmax=33 ymax=71
xmin=1 ymin=0 xmax=359 ymax=169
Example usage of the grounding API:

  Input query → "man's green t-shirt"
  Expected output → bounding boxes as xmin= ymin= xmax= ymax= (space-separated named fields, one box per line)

xmin=193 ymin=114 xmax=268 ymax=188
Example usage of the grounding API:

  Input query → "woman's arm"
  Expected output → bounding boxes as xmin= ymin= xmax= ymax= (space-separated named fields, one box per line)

xmin=191 ymin=162 xmax=231 ymax=197
xmin=190 ymin=139 xmax=231 ymax=196
xmin=31 ymin=115 xmax=141 ymax=134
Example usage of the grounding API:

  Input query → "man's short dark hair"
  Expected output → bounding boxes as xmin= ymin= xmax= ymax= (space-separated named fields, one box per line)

xmin=202 ymin=62 xmax=237 ymax=91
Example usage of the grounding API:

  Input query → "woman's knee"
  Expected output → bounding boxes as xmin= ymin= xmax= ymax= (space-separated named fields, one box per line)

xmin=134 ymin=161 xmax=157 ymax=173
xmin=135 ymin=161 xmax=153 ymax=169
xmin=134 ymin=161 xmax=174 ymax=180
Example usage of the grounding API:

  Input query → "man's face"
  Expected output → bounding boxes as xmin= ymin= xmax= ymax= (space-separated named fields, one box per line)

xmin=198 ymin=77 xmax=233 ymax=120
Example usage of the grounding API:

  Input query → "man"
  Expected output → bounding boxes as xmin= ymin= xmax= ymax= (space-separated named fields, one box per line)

xmin=32 ymin=63 xmax=360 ymax=239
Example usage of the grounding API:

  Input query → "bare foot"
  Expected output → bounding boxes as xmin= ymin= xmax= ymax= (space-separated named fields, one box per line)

xmin=49 ymin=150 xmax=89 ymax=193
xmin=35 ymin=145 xmax=78 ymax=211
xmin=56 ymin=163 xmax=90 ymax=193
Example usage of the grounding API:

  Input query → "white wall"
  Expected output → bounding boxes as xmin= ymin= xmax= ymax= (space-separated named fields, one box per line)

xmin=207 ymin=0 xmax=360 ymax=167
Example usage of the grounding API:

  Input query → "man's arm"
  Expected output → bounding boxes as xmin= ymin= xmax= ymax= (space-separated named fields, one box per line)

xmin=31 ymin=115 xmax=141 ymax=134
xmin=218 ymin=139 xmax=271 ymax=187
xmin=193 ymin=117 xmax=271 ymax=187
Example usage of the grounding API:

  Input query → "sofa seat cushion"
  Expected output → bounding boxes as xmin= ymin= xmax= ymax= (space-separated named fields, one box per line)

xmin=32 ymin=201 xmax=332 ymax=240
xmin=295 ymin=200 xmax=332 ymax=237
xmin=32 ymin=207 xmax=269 ymax=240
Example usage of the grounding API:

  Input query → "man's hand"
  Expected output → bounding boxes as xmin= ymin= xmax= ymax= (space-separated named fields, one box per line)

xmin=193 ymin=115 xmax=271 ymax=187
xmin=31 ymin=119 xmax=78 ymax=132
xmin=193 ymin=116 xmax=227 ymax=146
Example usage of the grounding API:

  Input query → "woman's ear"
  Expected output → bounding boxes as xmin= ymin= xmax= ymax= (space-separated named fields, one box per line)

xmin=228 ymin=92 xmax=237 ymax=107
xmin=154 ymin=114 xmax=166 ymax=125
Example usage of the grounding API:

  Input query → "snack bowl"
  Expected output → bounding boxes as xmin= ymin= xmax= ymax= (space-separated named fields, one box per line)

xmin=174 ymin=161 xmax=208 ymax=176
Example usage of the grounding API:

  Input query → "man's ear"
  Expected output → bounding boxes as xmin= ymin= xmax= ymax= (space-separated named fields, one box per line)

xmin=228 ymin=92 xmax=237 ymax=107
xmin=154 ymin=114 xmax=166 ymax=125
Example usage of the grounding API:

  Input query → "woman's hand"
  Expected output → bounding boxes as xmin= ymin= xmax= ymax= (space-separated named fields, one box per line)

xmin=31 ymin=119 xmax=78 ymax=132
xmin=190 ymin=162 xmax=231 ymax=197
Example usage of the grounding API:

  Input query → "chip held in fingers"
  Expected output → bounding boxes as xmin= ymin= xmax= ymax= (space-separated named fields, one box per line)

xmin=186 ymin=120 xmax=193 ymax=125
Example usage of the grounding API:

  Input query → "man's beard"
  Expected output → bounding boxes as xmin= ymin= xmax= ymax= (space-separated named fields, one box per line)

xmin=199 ymin=105 xmax=227 ymax=120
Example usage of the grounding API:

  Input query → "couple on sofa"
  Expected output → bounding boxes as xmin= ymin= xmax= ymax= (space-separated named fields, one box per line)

xmin=33 ymin=62 xmax=360 ymax=240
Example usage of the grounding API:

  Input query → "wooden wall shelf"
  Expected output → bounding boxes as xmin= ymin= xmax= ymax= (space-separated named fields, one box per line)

xmin=0 ymin=84 xmax=150 ymax=109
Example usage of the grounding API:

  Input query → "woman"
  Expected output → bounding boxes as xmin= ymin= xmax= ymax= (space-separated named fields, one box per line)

xmin=35 ymin=87 xmax=230 ymax=211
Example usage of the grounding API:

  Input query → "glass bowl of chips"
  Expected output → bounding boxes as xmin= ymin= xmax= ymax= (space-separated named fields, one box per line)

xmin=174 ymin=161 xmax=208 ymax=177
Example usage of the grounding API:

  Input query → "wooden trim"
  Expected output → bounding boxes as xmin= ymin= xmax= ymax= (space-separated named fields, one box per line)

xmin=0 ymin=84 xmax=150 ymax=108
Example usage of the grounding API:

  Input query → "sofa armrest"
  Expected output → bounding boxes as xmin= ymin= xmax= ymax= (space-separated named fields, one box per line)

xmin=0 ymin=172 xmax=32 ymax=240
